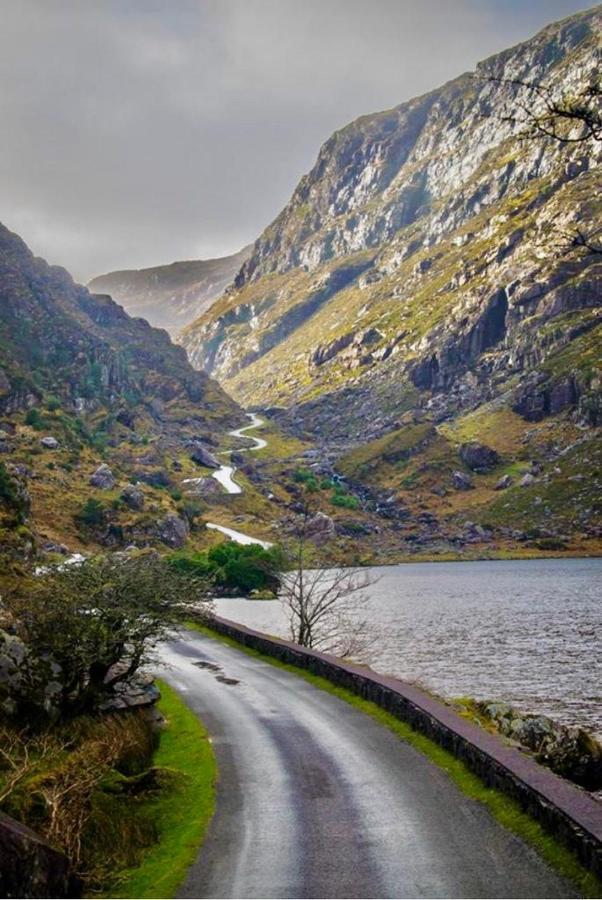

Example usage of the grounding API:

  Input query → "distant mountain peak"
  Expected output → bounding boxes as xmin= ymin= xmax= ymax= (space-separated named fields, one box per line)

xmin=87 ymin=245 xmax=252 ymax=336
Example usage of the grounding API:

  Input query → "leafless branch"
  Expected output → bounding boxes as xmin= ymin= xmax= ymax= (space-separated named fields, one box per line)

xmin=484 ymin=75 xmax=602 ymax=143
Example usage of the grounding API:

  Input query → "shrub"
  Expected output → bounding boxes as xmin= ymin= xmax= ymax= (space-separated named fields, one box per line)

xmin=331 ymin=486 xmax=360 ymax=509
xmin=1 ymin=553 xmax=210 ymax=720
xmin=25 ymin=407 xmax=46 ymax=430
xmin=45 ymin=395 xmax=62 ymax=411
xmin=75 ymin=498 xmax=107 ymax=528
xmin=170 ymin=542 xmax=285 ymax=595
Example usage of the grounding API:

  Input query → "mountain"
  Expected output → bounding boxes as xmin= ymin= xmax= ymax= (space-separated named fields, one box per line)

xmin=180 ymin=7 xmax=601 ymax=552
xmin=88 ymin=246 xmax=251 ymax=336
xmin=0 ymin=222 xmax=243 ymax=569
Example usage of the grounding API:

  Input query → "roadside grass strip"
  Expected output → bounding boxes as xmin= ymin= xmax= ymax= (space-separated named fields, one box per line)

xmin=106 ymin=679 xmax=216 ymax=899
xmin=188 ymin=620 xmax=602 ymax=898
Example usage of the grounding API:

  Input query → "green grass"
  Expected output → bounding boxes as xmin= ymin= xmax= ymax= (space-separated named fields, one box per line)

xmin=107 ymin=680 xmax=216 ymax=899
xmin=187 ymin=621 xmax=602 ymax=898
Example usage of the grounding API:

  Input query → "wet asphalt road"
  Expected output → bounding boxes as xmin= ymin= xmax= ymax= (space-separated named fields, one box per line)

xmin=158 ymin=631 xmax=575 ymax=899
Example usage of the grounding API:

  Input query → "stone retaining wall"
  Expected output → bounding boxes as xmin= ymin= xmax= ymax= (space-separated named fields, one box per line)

xmin=0 ymin=811 xmax=80 ymax=898
xmin=208 ymin=614 xmax=602 ymax=879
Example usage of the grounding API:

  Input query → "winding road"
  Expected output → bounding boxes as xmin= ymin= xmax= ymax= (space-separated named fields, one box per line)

xmin=205 ymin=413 xmax=272 ymax=547
xmin=159 ymin=630 xmax=574 ymax=900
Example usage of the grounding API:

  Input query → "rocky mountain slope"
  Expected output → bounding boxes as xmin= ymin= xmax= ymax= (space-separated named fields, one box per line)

xmin=88 ymin=245 xmax=251 ymax=336
xmin=180 ymin=7 xmax=601 ymax=554
xmin=0 ymin=222 xmax=245 ymax=572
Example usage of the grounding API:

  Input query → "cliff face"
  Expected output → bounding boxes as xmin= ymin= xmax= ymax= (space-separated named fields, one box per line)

xmin=182 ymin=7 xmax=601 ymax=443
xmin=88 ymin=245 xmax=251 ymax=337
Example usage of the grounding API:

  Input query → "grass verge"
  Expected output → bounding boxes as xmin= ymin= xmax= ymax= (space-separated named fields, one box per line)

xmin=188 ymin=620 xmax=602 ymax=898
xmin=105 ymin=679 xmax=216 ymax=899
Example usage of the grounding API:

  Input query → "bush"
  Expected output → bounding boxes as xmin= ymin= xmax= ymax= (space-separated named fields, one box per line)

xmin=170 ymin=542 xmax=285 ymax=595
xmin=293 ymin=468 xmax=319 ymax=491
xmin=331 ymin=487 xmax=360 ymax=509
xmin=75 ymin=498 xmax=106 ymax=528
xmin=0 ymin=553 xmax=210 ymax=720
xmin=45 ymin=395 xmax=62 ymax=411
xmin=25 ymin=407 xmax=46 ymax=430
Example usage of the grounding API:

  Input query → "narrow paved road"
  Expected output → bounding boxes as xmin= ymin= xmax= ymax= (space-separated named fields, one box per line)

xmin=158 ymin=631 xmax=574 ymax=900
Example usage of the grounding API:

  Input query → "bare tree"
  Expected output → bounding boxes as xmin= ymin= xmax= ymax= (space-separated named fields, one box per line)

xmin=280 ymin=506 xmax=378 ymax=660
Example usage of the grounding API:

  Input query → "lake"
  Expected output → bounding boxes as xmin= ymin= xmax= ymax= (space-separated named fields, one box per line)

xmin=214 ymin=557 xmax=602 ymax=738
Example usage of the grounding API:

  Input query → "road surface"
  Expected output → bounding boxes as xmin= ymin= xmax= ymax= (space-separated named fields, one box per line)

xmin=206 ymin=522 xmax=273 ymax=549
xmin=158 ymin=631 xmax=574 ymax=899
xmin=205 ymin=413 xmax=269 ymax=541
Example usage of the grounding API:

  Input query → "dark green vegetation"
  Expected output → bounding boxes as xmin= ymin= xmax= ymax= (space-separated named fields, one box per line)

xmin=111 ymin=681 xmax=216 ymax=900
xmin=170 ymin=542 xmax=285 ymax=595
xmin=1 ymin=554 xmax=209 ymax=721
xmin=294 ymin=468 xmax=360 ymax=508
xmin=190 ymin=622 xmax=602 ymax=898
xmin=0 ymin=553 xmax=215 ymax=895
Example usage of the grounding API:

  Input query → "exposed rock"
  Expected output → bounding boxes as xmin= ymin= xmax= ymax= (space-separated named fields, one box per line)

xmin=190 ymin=442 xmax=220 ymax=469
xmin=40 ymin=436 xmax=59 ymax=449
xmin=40 ymin=541 xmax=69 ymax=555
xmin=156 ymin=515 xmax=189 ymax=548
xmin=89 ymin=463 xmax=116 ymax=490
xmin=519 ymin=472 xmax=536 ymax=487
xmin=134 ymin=468 xmax=171 ymax=488
xmin=182 ymin=476 xmax=222 ymax=496
xmin=121 ymin=484 xmax=145 ymax=510
xmin=459 ymin=442 xmax=499 ymax=472
xmin=452 ymin=471 xmax=473 ymax=491
xmin=494 ymin=474 xmax=513 ymax=490
xmin=303 ymin=511 xmax=336 ymax=541
xmin=477 ymin=700 xmax=602 ymax=790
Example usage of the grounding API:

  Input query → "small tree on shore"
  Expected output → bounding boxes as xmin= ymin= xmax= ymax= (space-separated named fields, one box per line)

xmin=280 ymin=505 xmax=377 ymax=660
xmin=0 ymin=552 xmax=210 ymax=721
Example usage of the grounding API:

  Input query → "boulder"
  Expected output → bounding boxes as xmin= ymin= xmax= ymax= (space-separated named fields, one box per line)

xmin=156 ymin=515 xmax=189 ymax=548
xmin=519 ymin=472 xmax=536 ymax=487
xmin=40 ymin=436 xmax=59 ymax=449
xmin=190 ymin=443 xmax=220 ymax=469
xmin=121 ymin=484 xmax=145 ymax=510
xmin=452 ymin=471 xmax=473 ymax=491
xmin=134 ymin=468 xmax=171 ymax=488
xmin=459 ymin=442 xmax=499 ymax=472
xmin=182 ymin=476 xmax=222 ymax=496
xmin=89 ymin=463 xmax=116 ymax=490
xmin=494 ymin=474 xmax=513 ymax=490
xmin=303 ymin=511 xmax=336 ymax=541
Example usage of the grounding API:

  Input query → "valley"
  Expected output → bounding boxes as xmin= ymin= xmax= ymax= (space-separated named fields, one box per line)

xmin=0 ymin=4 xmax=601 ymax=898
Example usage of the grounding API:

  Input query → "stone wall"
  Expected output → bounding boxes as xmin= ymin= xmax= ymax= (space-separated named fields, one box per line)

xmin=0 ymin=811 xmax=80 ymax=898
xmin=207 ymin=614 xmax=602 ymax=879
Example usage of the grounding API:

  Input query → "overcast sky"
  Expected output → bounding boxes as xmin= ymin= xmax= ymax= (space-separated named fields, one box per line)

xmin=0 ymin=0 xmax=595 ymax=282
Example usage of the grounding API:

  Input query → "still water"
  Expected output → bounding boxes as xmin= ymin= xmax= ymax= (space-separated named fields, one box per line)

xmin=215 ymin=558 xmax=602 ymax=738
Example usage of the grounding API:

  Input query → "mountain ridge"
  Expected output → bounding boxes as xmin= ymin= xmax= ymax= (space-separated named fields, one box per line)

xmin=179 ymin=6 xmax=601 ymax=553
xmin=88 ymin=245 xmax=251 ymax=336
